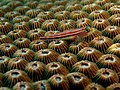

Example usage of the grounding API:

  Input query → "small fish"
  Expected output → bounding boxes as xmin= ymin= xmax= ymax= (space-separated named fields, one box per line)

xmin=40 ymin=27 xmax=89 ymax=41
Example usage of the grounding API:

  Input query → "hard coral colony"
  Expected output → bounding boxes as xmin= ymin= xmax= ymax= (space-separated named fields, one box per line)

xmin=0 ymin=0 xmax=120 ymax=89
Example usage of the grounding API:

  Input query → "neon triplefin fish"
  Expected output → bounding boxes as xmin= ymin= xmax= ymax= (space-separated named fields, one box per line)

xmin=40 ymin=27 xmax=89 ymax=40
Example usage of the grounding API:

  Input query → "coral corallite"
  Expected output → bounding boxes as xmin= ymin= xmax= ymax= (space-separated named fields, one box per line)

xmin=13 ymin=81 xmax=34 ymax=90
xmin=106 ymin=83 xmax=120 ymax=90
xmin=3 ymin=69 xmax=32 ymax=88
xmin=27 ymin=29 xmax=46 ymax=41
xmin=67 ymin=72 xmax=92 ymax=90
xmin=7 ymin=57 xmax=28 ymax=71
xmin=57 ymin=53 xmax=78 ymax=70
xmin=34 ymin=80 xmax=51 ymax=90
xmin=34 ymin=49 xmax=59 ymax=64
xmin=84 ymin=83 xmax=105 ymax=90
xmin=0 ymin=56 xmax=10 ymax=73
xmin=7 ymin=29 xmax=27 ymax=41
xmin=41 ymin=19 xmax=59 ymax=31
xmin=108 ymin=14 xmax=120 ymax=26
xmin=0 ymin=43 xmax=17 ymax=57
xmin=14 ymin=22 xmax=30 ymax=32
xmin=93 ymin=68 xmax=119 ymax=87
xmin=13 ymin=38 xmax=31 ymax=49
xmin=77 ymin=47 xmax=103 ymax=62
xmin=113 ymin=34 xmax=120 ymax=43
xmin=97 ymin=54 xmax=120 ymax=73
xmin=89 ymin=36 xmax=113 ymax=53
xmin=71 ymin=60 xmax=99 ymax=79
xmin=69 ymin=41 xmax=89 ymax=54
xmin=45 ymin=62 xmax=69 ymax=79
xmin=82 ymin=27 xmax=102 ymax=42
xmin=89 ymin=10 xmax=110 ymax=20
xmin=48 ymin=74 xmax=70 ymax=90
xmin=107 ymin=43 xmax=120 ymax=58
xmin=102 ymin=26 xmax=120 ymax=39
xmin=25 ymin=61 xmax=45 ymax=81
xmin=0 ymin=22 xmax=12 ymax=34
xmin=48 ymin=40 xmax=68 ymax=54
xmin=92 ymin=19 xmax=110 ymax=31
xmin=13 ymin=48 xmax=35 ymax=62
xmin=29 ymin=40 xmax=48 ymax=52
xmin=0 ymin=35 xmax=12 ymax=45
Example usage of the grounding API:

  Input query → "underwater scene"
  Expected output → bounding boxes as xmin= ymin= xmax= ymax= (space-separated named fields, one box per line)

xmin=0 ymin=0 xmax=120 ymax=89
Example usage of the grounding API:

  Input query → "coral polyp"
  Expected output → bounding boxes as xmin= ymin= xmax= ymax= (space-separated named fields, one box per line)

xmin=34 ymin=80 xmax=51 ymax=90
xmin=29 ymin=40 xmax=48 ymax=52
xmin=102 ymin=26 xmax=120 ymax=39
xmin=25 ymin=61 xmax=45 ymax=81
xmin=82 ymin=4 xmax=102 ymax=13
xmin=13 ymin=81 xmax=34 ymax=90
xmin=77 ymin=47 xmax=103 ymax=62
xmin=0 ymin=43 xmax=17 ymax=57
xmin=107 ymin=43 xmax=120 ymax=58
xmin=70 ymin=10 xmax=88 ymax=21
xmin=108 ymin=5 xmax=120 ymax=15
xmin=92 ymin=19 xmax=110 ymax=31
xmin=54 ymin=11 xmax=70 ymax=21
xmin=66 ymin=4 xmax=82 ymax=12
xmin=57 ymin=53 xmax=78 ymax=70
xmin=103 ymin=3 xmax=115 ymax=11
xmin=4 ymin=11 xmax=20 ymax=21
xmin=7 ymin=57 xmax=28 ymax=70
xmin=15 ymin=6 xmax=30 ymax=15
xmin=50 ymin=5 xmax=64 ymax=13
xmin=93 ymin=68 xmax=119 ymax=87
xmin=108 ymin=14 xmax=120 ymax=26
xmin=7 ymin=1 xmax=22 ymax=9
xmin=13 ymin=15 xmax=30 ymax=24
xmin=82 ymin=27 xmax=102 ymax=42
xmin=67 ymin=72 xmax=92 ymax=90
xmin=37 ymin=3 xmax=53 ymax=11
xmin=0 ymin=22 xmax=12 ymax=34
xmin=48 ymin=74 xmax=70 ymax=90
xmin=95 ymin=0 xmax=110 ymax=6
xmin=26 ymin=9 xmax=42 ymax=18
xmin=27 ymin=29 xmax=46 ymax=41
xmin=69 ymin=41 xmax=89 ymax=54
xmin=34 ymin=49 xmax=59 ymax=64
xmin=45 ymin=62 xmax=69 ymax=78
xmin=76 ymin=18 xmax=92 ymax=28
xmin=7 ymin=29 xmax=27 ymax=41
xmin=80 ymin=0 xmax=94 ymax=6
xmin=37 ymin=11 xmax=54 ymax=20
xmin=106 ymin=83 xmax=120 ymax=90
xmin=48 ymin=40 xmax=68 ymax=54
xmin=59 ymin=19 xmax=76 ymax=31
xmin=0 ymin=35 xmax=12 ymax=44
xmin=84 ymin=83 xmax=105 ymax=90
xmin=41 ymin=19 xmax=59 ymax=31
xmin=0 ymin=56 xmax=10 ymax=73
xmin=29 ymin=18 xmax=44 ymax=29
xmin=89 ymin=10 xmax=110 ymax=20
xmin=3 ymin=69 xmax=32 ymax=88
xmin=71 ymin=60 xmax=99 ymax=79
xmin=13 ymin=48 xmax=35 ymax=62
xmin=97 ymin=54 xmax=120 ymax=73
xmin=89 ymin=36 xmax=113 ymax=53
xmin=14 ymin=22 xmax=30 ymax=32
xmin=13 ymin=38 xmax=31 ymax=49
xmin=113 ymin=34 xmax=120 ymax=43
xmin=26 ymin=1 xmax=38 ymax=9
